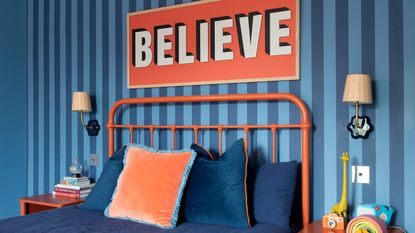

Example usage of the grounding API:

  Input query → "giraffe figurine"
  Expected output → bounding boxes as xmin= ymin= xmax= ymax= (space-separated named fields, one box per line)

xmin=330 ymin=152 xmax=350 ymax=218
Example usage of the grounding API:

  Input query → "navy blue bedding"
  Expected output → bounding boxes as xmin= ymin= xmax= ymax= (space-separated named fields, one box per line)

xmin=0 ymin=206 xmax=291 ymax=233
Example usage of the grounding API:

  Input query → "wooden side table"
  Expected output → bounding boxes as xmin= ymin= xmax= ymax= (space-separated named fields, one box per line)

xmin=19 ymin=193 xmax=84 ymax=216
xmin=300 ymin=221 xmax=404 ymax=233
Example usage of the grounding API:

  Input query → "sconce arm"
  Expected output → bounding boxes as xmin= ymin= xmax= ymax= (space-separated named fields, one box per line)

xmin=355 ymin=101 xmax=360 ymax=128
xmin=80 ymin=111 xmax=89 ymax=128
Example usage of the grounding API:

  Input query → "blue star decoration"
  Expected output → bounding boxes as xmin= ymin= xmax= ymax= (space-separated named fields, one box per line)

xmin=347 ymin=115 xmax=373 ymax=139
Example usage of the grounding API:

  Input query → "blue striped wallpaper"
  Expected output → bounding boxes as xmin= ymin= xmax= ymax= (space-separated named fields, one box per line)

xmin=26 ymin=0 xmax=415 ymax=231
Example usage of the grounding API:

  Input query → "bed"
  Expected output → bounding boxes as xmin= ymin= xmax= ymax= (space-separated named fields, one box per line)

xmin=0 ymin=93 xmax=311 ymax=233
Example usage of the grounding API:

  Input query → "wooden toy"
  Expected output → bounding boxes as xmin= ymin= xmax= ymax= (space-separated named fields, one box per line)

xmin=331 ymin=152 xmax=350 ymax=218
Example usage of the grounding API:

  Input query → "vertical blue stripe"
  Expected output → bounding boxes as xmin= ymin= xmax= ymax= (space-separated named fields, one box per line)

xmin=38 ymin=0 xmax=45 ymax=194
xmin=132 ymin=89 xmax=143 ymax=144
xmin=108 ymin=0 xmax=116 ymax=109
xmin=27 ymin=0 xmax=34 ymax=196
xmin=389 ymin=0 xmax=404 ymax=227
xmin=76 ymin=0 xmax=84 ymax=180
xmin=159 ymin=87 xmax=167 ymax=149
xmin=135 ymin=0 xmax=141 ymax=10
xmin=54 ymin=0 xmax=61 ymax=184
xmin=236 ymin=83 xmax=247 ymax=140
xmin=404 ymin=0 xmax=415 ymax=230
xmin=200 ymin=85 xmax=210 ymax=148
xmin=175 ymin=87 xmax=184 ymax=148
xmin=151 ymin=0 xmax=158 ymax=8
xmin=348 ymin=0 xmax=363 ymax=209
xmin=47 ymin=0 xmax=55 ymax=192
xmin=70 ymin=0 xmax=78 ymax=173
xmin=183 ymin=86 xmax=192 ymax=146
xmin=227 ymin=84 xmax=237 ymax=146
xmin=192 ymin=86 xmax=201 ymax=144
xmin=267 ymin=81 xmax=277 ymax=162
xmin=289 ymin=80 xmax=301 ymax=163
xmin=89 ymin=0 xmax=97 ymax=180
xmin=59 ymin=0 xmax=67 ymax=180
xmin=300 ymin=0 xmax=312 ymax=108
xmin=374 ymin=0 xmax=390 ymax=205
xmin=101 ymin=0 xmax=110 ymax=171
xmin=143 ymin=88 xmax=151 ymax=146
xmin=65 ymin=0 xmax=73 ymax=178
xmin=43 ymin=0 xmax=50 ymax=194
xmin=167 ymin=87 xmax=176 ymax=149
xmin=152 ymin=88 xmax=160 ymax=149
xmin=218 ymin=84 xmax=228 ymax=154
xmin=108 ymin=0 xmax=121 ymax=148
xmin=323 ymin=0 xmax=337 ymax=213
xmin=256 ymin=82 xmax=268 ymax=164
xmin=247 ymin=83 xmax=257 ymax=163
xmin=95 ymin=0 xmax=103 ymax=176
xmin=209 ymin=85 xmax=219 ymax=154
xmin=361 ymin=0 xmax=376 ymax=204
xmin=159 ymin=0 xmax=167 ymax=7
xmin=335 ymin=0 xmax=350 ymax=203
xmin=277 ymin=82 xmax=289 ymax=163
xmin=82 ymin=0 xmax=91 ymax=176
xmin=311 ymin=0 xmax=325 ymax=219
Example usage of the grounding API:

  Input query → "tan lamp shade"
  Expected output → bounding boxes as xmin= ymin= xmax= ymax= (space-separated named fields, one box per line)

xmin=72 ymin=92 xmax=92 ymax=112
xmin=342 ymin=74 xmax=373 ymax=104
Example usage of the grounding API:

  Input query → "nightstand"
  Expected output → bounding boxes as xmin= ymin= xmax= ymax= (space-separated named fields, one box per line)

xmin=300 ymin=220 xmax=404 ymax=233
xmin=19 ymin=193 xmax=84 ymax=216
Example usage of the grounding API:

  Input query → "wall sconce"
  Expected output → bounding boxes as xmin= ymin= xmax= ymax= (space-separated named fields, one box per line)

xmin=72 ymin=92 xmax=100 ymax=136
xmin=342 ymin=74 xmax=373 ymax=139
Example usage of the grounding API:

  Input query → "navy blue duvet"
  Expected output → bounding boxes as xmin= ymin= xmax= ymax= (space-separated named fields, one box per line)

xmin=0 ymin=206 xmax=291 ymax=233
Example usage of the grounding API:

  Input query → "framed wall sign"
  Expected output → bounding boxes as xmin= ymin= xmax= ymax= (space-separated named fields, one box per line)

xmin=127 ymin=0 xmax=299 ymax=88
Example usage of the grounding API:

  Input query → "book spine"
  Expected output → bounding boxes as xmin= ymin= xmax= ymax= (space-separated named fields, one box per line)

xmin=55 ymin=184 xmax=81 ymax=190
xmin=63 ymin=177 xmax=89 ymax=182
xmin=61 ymin=180 xmax=90 ymax=186
xmin=55 ymin=183 xmax=95 ymax=191
xmin=53 ymin=191 xmax=81 ymax=199
xmin=54 ymin=187 xmax=80 ymax=194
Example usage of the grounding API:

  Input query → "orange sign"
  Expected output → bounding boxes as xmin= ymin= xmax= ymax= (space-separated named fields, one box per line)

xmin=127 ymin=0 xmax=299 ymax=88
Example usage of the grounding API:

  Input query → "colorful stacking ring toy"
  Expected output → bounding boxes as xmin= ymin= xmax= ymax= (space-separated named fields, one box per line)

xmin=347 ymin=215 xmax=388 ymax=233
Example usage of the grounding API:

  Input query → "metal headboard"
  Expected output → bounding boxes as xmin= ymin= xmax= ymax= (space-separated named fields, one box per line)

xmin=107 ymin=93 xmax=311 ymax=227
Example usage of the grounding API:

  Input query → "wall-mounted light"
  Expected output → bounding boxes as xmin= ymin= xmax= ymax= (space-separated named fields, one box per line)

xmin=72 ymin=92 xmax=100 ymax=136
xmin=342 ymin=74 xmax=373 ymax=139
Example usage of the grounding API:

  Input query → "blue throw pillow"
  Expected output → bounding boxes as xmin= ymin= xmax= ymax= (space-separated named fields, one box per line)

xmin=184 ymin=139 xmax=250 ymax=228
xmin=80 ymin=146 xmax=126 ymax=211
xmin=248 ymin=161 xmax=298 ymax=228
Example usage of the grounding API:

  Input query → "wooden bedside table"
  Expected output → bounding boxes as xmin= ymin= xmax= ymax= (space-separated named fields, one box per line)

xmin=19 ymin=193 xmax=84 ymax=216
xmin=300 ymin=220 xmax=404 ymax=233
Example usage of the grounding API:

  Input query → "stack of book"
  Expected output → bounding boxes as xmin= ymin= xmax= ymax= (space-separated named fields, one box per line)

xmin=52 ymin=176 xmax=95 ymax=199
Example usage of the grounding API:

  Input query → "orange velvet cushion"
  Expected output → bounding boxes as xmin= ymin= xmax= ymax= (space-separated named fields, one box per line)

xmin=104 ymin=144 xmax=196 ymax=229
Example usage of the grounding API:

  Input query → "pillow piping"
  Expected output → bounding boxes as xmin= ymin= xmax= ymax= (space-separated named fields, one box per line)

xmin=104 ymin=143 xmax=197 ymax=229
xmin=242 ymin=141 xmax=251 ymax=228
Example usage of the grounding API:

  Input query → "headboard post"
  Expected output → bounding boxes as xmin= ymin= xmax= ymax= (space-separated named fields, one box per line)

xmin=301 ymin=127 xmax=311 ymax=227
xmin=107 ymin=93 xmax=311 ymax=227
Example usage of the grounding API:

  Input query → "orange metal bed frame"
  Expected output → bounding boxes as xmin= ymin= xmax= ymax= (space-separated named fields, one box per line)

xmin=107 ymin=93 xmax=311 ymax=227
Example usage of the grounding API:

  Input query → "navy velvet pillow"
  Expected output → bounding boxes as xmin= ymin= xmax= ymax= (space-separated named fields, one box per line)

xmin=80 ymin=146 xmax=126 ymax=211
xmin=249 ymin=161 xmax=298 ymax=228
xmin=184 ymin=139 xmax=250 ymax=228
